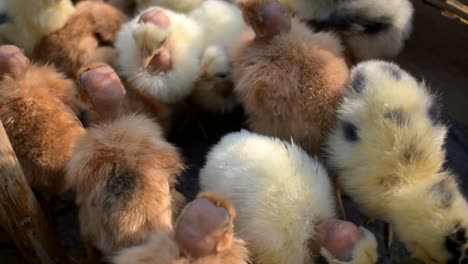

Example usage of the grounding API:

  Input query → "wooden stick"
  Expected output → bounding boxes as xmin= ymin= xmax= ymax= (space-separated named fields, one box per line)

xmin=0 ymin=120 xmax=64 ymax=264
xmin=424 ymin=0 xmax=468 ymax=23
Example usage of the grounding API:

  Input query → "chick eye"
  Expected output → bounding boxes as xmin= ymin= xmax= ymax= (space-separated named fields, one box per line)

xmin=216 ymin=73 xmax=228 ymax=78
xmin=342 ymin=121 xmax=359 ymax=143
xmin=0 ymin=13 xmax=10 ymax=24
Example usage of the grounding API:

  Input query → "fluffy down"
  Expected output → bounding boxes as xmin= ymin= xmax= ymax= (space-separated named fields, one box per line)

xmin=77 ymin=63 xmax=172 ymax=131
xmin=286 ymin=0 xmax=414 ymax=61
xmin=200 ymin=130 xmax=335 ymax=264
xmin=122 ymin=82 xmax=172 ymax=131
xmin=113 ymin=192 xmax=249 ymax=264
xmin=115 ymin=7 xmax=205 ymax=104
xmin=113 ymin=231 xmax=180 ymax=264
xmin=0 ymin=57 xmax=84 ymax=194
xmin=0 ymin=0 xmax=75 ymax=56
xmin=189 ymin=0 xmax=247 ymax=49
xmin=326 ymin=60 xmax=468 ymax=264
xmin=34 ymin=1 xmax=127 ymax=78
xmin=136 ymin=0 xmax=204 ymax=12
xmin=233 ymin=17 xmax=349 ymax=155
xmin=188 ymin=0 xmax=247 ymax=113
xmin=191 ymin=45 xmax=238 ymax=114
xmin=66 ymin=114 xmax=184 ymax=256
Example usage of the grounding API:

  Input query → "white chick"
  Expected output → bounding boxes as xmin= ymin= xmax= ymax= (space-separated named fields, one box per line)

xmin=115 ymin=6 xmax=205 ymax=104
xmin=326 ymin=60 xmax=468 ymax=264
xmin=191 ymin=45 xmax=238 ymax=114
xmin=284 ymin=0 xmax=414 ymax=61
xmin=188 ymin=0 xmax=247 ymax=113
xmin=200 ymin=130 xmax=378 ymax=264
xmin=0 ymin=0 xmax=75 ymax=56
xmin=188 ymin=0 xmax=247 ymax=49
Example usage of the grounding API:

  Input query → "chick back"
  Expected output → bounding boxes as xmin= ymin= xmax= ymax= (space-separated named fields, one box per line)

xmin=67 ymin=114 xmax=183 ymax=255
xmin=233 ymin=18 xmax=349 ymax=154
xmin=0 ymin=65 xmax=85 ymax=194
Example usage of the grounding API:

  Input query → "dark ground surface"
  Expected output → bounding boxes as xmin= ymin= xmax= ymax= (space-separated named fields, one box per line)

xmin=1 ymin=0 xmax=467 ymax=263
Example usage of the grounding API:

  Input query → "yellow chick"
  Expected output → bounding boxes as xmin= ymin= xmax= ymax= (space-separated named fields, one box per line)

xmin=326 ymin=60 xmax=468 ymax=264
xmin=0 ymin=0 xmax=75 ymax=56
xmin=188 ymin=0 xmax=248 ymax=114
xmin=200 ymin=130 xmax=378 ymax=264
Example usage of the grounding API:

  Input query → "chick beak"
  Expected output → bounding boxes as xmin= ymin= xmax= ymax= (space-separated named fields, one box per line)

xmin=132 ymin=24 xmax=168 ymax=70
xmin=193 ymin=72 xmax=208 ymax=83
xmin=141 ymin=46 xmax=163 ymax=69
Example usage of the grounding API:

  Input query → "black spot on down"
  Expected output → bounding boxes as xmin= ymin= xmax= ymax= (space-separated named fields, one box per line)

xmin=343 ymin=121 xmax=358 ymax=142
xmin=428 ymin=102 xmax=444 ymax=126
xmin=384 ymin=109 xmax=407 ymax=126
xmin=103 ymin=165 xmax=139 ymax=214
xmin=306 ymin=13 xmax=391 ymax=36
xmin=380 ymin=63 xmax=402 ymax=80
xmin=351 ymin=70 xmax=367 ymax=93
xmin=429 ymin=177 xmax=454 ymax=209
xmin=445 ymin=223 xmax=467 ymax=264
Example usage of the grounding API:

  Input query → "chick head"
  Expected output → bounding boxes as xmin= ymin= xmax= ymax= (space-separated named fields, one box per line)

xmin=195 ymin=46 xmax=231 ymax=87
xmin=237 ymin=0 xmax=291 ymax=39
xmin=132 ymin=24 xmax=170 ymax=69
xmin=192 ymin=46 xmax=238 ymax=113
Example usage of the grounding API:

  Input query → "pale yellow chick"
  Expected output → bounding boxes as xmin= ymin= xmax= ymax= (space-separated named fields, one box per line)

xmin=326 ymin=60 xmax=468 ymax=264
xmin=0 ymin=0 xmax=75 ymax=56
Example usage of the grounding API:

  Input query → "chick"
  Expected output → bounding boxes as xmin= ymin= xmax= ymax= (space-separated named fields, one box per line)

xmin=233 ymin=0 xmax=349 ymax=155
xmin=191 ymin=46 xmax=238 ymax=114
xmin=200 ymin=130 xmax=378 ymax=264
xmin=189 ymin=0 xmax=247 ymax=49
xmin=0 ymin=45 xmax=85 ymax=195
xmin=67 ymin=65 xmax=185 ymax=260
xmin=0 ymin=0 xmax=74 ymax=56
xmin=77 ymin=63 xmax=172 ymax=131
xmin=135 ymin=0 xmax=204 ymax=13
xmin=115 ymin=7 xmax=205 ymax=104
xmin=284 ymin=0 xmax=414 ymax=62
xmin=188 ymin=0 xmax=247 ymax=114
xmin=34 ymin=1 xmax=127 ymax=78
xmin=113 ymin=192 xmax=249 ymax=264
xmin=326 ymin=60 xmax=468 ymax=264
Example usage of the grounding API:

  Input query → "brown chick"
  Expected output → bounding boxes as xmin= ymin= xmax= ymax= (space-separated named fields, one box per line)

xmin=77 ymin=63 xmax=172 ymax=131
xmin=233 ymin=0 xmax=349 ymax=155
xmin=113 ymin=192 xmax=249 ymax=264
xmin=66 ymin=64 xmax=184 ymax=261
xmin=34 ymin=1 xmax=127 ymax=78
xmin=0 ymin=45 xmax=85 ymax=195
